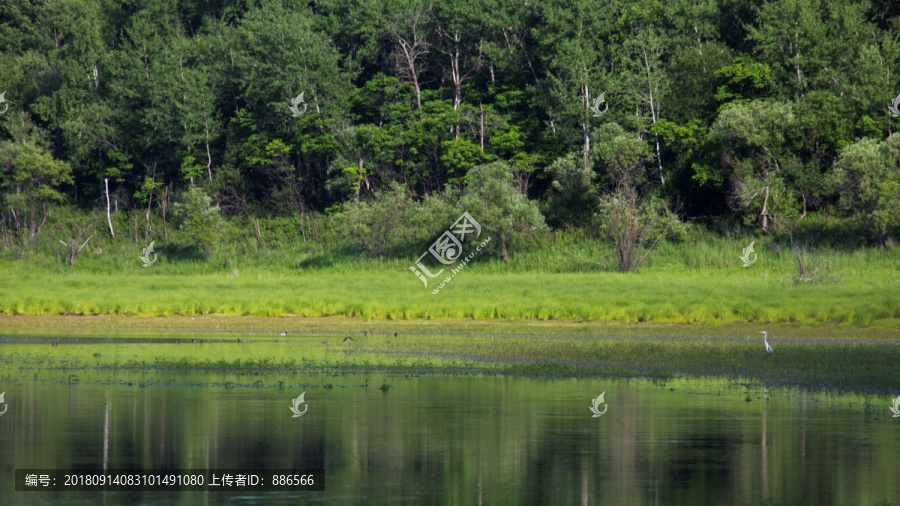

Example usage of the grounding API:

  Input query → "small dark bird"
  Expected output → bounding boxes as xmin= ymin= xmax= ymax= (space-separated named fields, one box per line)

xmin=364 ymin=331 xmax=369 ymax=336
xmin=393 ymin=332 xmax=398 ymax=338
xmin=273 ymin=339 xmax=279 ymax=343
xmin=343 ymin=336 xmax=354 ymax=342
xmin=322 ymin=340 xmax=329 ymax=345
xmin=51 ymin=342 xmax=58 ymax=347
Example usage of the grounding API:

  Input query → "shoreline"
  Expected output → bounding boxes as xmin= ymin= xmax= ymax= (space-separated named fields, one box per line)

xmin=2 ymin=314 xmax=899 ymax=336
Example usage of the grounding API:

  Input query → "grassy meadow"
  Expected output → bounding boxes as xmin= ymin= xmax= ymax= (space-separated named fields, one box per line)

xmin=1 ymin=227 xmax=899 ymax=324
xmin=1 ymin=266 xmax=899 ymax=324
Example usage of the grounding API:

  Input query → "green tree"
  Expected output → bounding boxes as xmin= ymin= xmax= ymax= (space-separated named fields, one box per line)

xmin=434 ymin=0 xmax=492 ymax=116
xmin=458 ymin=161 xmax=546 ymax=262
xmin=173 ymin=187 xmax=222 ymax=261
xmin=713 ymin=57 xmax=773 ymax=106
xmin=545 ymin=153 xmax=597 ymax=229
xmin=335 ymin=182 xmax=416 ymax=257
xmin=747 ymin=0 xmax=872 ymax=98
xmin=615 ymin=23 xmax=669 ymax=184
xmin=535 ymin=0 xmax=616 ymax=170
xmin=831 ymin=134 xmax=900 ymax=242
xmin=599 ymin=188 xmax=671 ymax=272
xmin=711 ymin=100 xmax=798 ymax=232
xmin=0 ymin=141 xmax=73 ymax=245
xmin=590 ymin=123 xmax=669 ymax=272
xmin=664 ymin=43 xmax=734 ymax=124
xmin=592 ymin=122 xmax=653 ymax=192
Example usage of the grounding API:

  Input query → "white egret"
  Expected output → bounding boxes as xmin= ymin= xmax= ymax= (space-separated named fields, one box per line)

xmin=761 ymin=331 xmax=773 ymax=354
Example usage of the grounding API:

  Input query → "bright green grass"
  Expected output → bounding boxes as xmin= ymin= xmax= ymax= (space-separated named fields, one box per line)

xmin=1 ymin=260 xmax=898 ymax=324
xmin=2 ymin=224 xmax=898 ymax=323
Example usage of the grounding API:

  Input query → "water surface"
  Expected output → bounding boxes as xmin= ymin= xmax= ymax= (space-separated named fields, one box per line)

xmin=1 ymin=365 xmax=898 ymax=504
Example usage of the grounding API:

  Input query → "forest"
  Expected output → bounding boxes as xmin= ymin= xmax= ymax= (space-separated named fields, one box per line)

xmin=1 ymin=0 xmax=899 ymax=270
xmin=4 ymin=5 xmax=900 ymax=504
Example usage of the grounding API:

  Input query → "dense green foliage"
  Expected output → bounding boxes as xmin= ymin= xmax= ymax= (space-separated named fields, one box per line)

xmin=1 ymin=0 xmax=899 ymax=262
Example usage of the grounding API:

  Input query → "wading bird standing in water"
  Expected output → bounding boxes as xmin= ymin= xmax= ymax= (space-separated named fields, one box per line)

xmin=761 ymin=331 xmax=773 ymax=354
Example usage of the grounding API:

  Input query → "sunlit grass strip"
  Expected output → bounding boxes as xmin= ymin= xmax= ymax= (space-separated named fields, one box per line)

xmin=1 ymin=266 xmax=897 ymax=325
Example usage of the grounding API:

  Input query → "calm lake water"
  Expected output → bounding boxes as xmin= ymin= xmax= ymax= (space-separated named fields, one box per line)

xmin=1 ymin=371 xmax=899 ymax=504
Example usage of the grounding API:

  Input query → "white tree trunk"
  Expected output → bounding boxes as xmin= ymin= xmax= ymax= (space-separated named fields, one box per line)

xmin=104 ymin=178 xmax=114 ymax=237
xmin=641 ymin=43 xmax=664 ymax=185
xmin=479 ymin=103 xmax=484 ymax=151
xmin=582 ymin=84 xmax=590 ymax=171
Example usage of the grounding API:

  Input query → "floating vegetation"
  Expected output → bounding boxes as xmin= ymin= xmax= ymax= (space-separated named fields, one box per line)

xmin=0 ymin=324 xmax=897 ymax=395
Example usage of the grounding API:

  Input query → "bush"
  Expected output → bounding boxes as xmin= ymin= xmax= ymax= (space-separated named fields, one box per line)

xmin=458 ymin=162 xmax=547 ymax=262
xmin=597 ymin=188 xmax=674 ymax=272
xmin=333 ymin=182 xmax=416 ymax=257
xmin=173 ymin=188 xmax=223 ymax=261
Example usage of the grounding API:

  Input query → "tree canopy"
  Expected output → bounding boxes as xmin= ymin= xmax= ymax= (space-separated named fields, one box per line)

xmin=1 ymin=0 xmax=899 ymax=253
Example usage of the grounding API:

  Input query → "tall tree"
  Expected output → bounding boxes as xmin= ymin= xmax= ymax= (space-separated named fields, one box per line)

xmin=712 ymin=100 xmax=798 ymax=232
xmin=0 ymin=140 xmax=73 ymax=245
xmin=535 ymin=0 xmax=617 ymax=171
xmin=386 ymin=0 xmax=432 ymax=112
xmin=831 ymin=134 xmax=900 ymax=242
